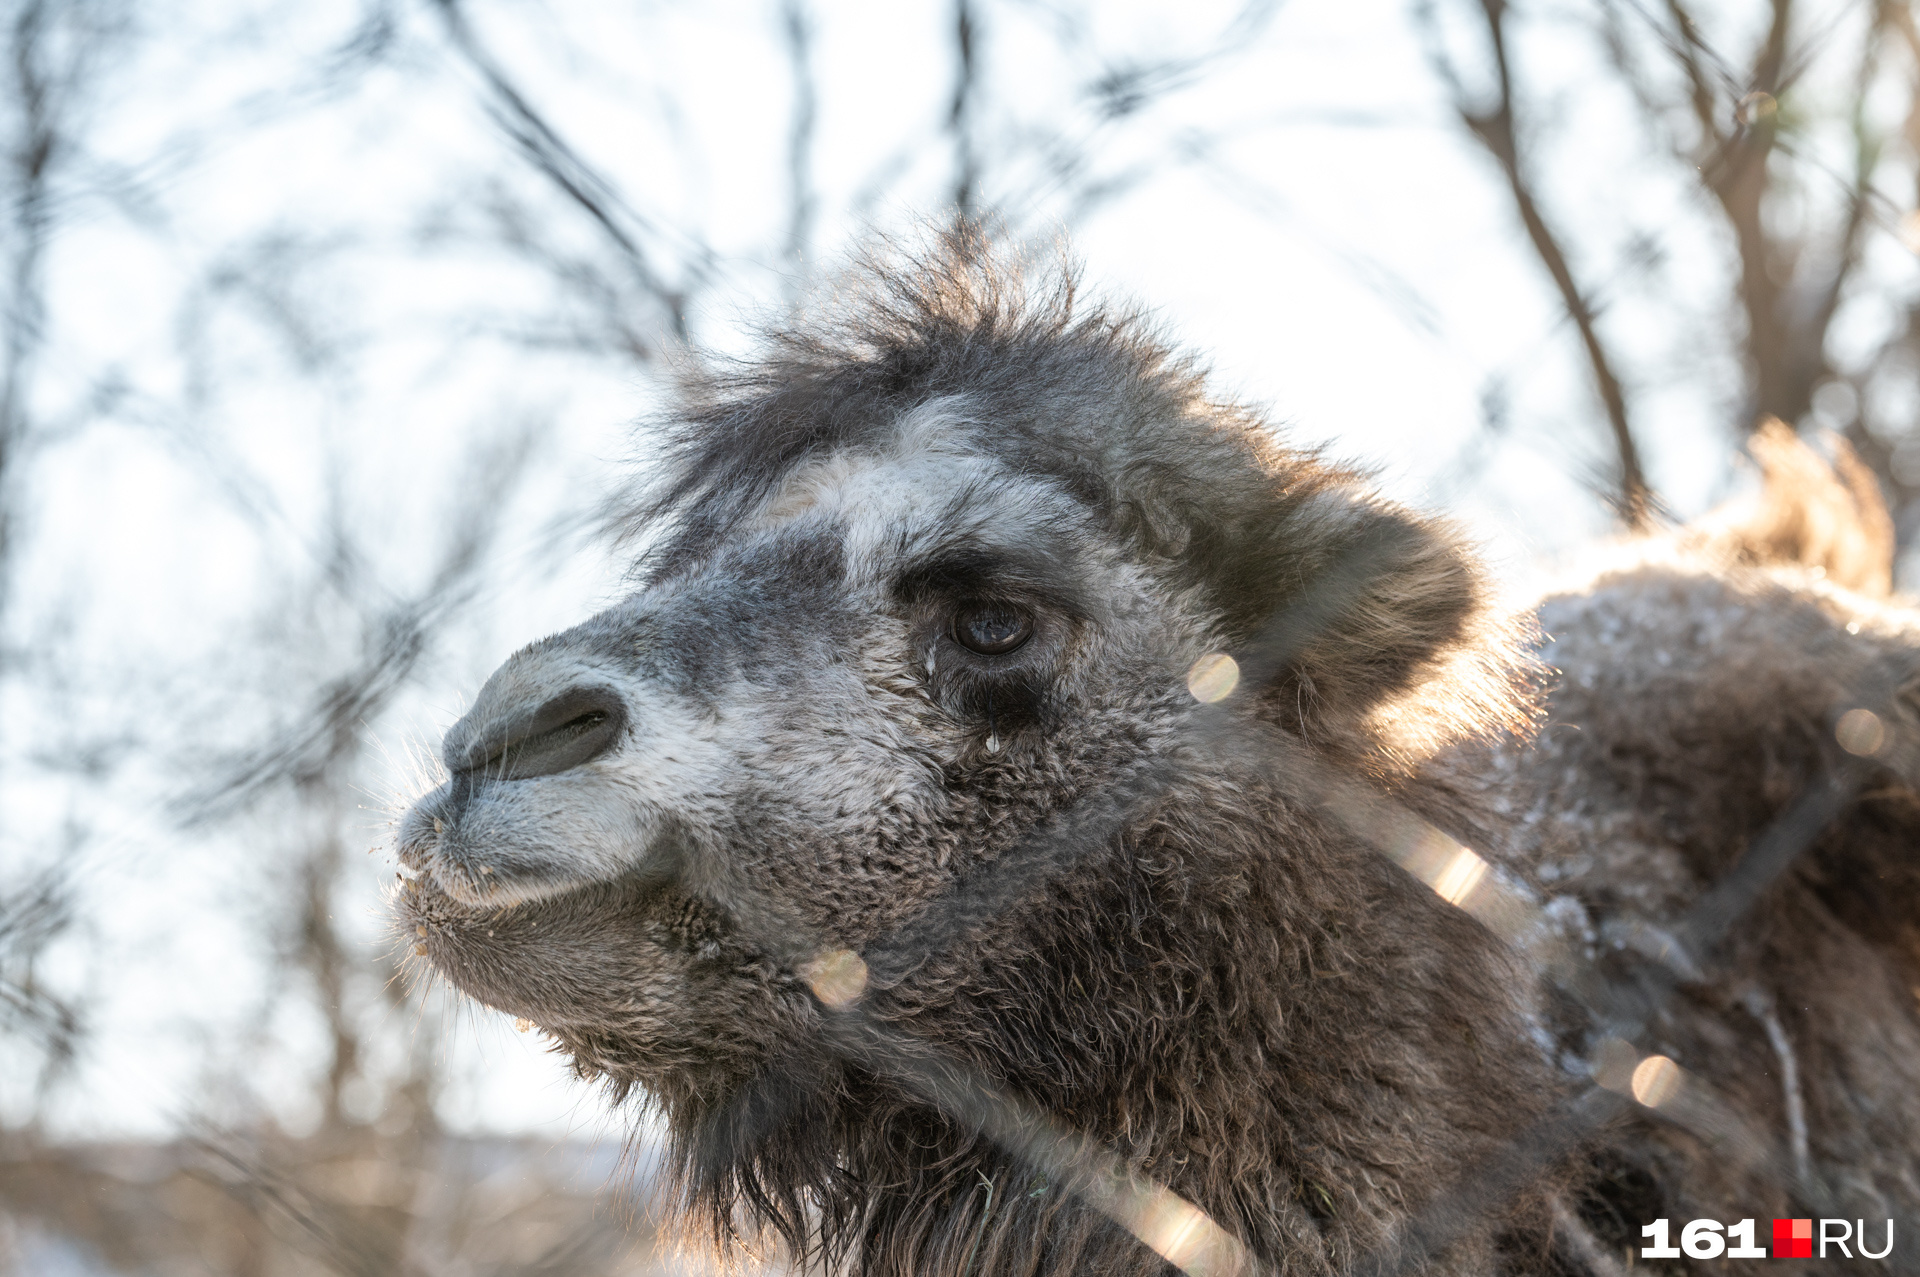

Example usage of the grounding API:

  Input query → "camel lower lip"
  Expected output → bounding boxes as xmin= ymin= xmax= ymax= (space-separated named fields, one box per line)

xmin=398 ymin=863 xmax=652 ymax=924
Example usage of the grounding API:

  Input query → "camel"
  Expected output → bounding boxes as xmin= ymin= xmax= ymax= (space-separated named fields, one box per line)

xmin=394 ymin=231 xmax=1920 ymax=1276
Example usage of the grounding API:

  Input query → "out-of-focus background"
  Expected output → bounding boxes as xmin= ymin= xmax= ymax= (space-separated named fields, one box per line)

xmin=1 ymin=0 xmax=1916 ymax=1271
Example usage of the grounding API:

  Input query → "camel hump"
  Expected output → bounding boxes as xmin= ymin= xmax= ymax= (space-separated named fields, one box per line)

xmin=1686 ymin=417 xmax=1895 ymax=597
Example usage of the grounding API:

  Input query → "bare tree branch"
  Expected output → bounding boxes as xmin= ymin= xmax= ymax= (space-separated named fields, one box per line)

xmin=176 ymin=424 xmax=537 ymax=824
xmin=0 ymin=868 xmax=81 ymax=1088
xmin=1645 ymin=0 xmax=1894 ymax=435
xmin=950 ymin=0 xmax=980 ymax=218
xmin=0 ymin=0 xmax=123 ymax=685
xmin=782 ymin=0 xmax=818 ymax=309
xmin=428 ymin=0 xmax=698 ymax=344
xmin=1420 ymin=0 xmax=1654 ymax=530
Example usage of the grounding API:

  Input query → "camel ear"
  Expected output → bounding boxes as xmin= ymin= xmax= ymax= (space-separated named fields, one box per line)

xmin=1178 ymin=481 xmax=1511 ymax=740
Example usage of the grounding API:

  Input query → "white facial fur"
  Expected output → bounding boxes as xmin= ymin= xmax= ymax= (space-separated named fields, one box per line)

xmin=396 ymin=398 xmax=1191 ymax=928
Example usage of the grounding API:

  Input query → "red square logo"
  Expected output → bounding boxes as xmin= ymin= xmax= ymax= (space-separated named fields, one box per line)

xmin=1774 ymin=1218 xmax=1813 ymax=1258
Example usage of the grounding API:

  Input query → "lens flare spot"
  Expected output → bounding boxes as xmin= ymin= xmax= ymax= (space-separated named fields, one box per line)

xmin=1736 ymin=90 xmax=1777 ymax=126
xmin=1430 ymin=847 xmax=1489 ymax=906
xmin=805 ymin=948 xmax=869 ymax=1007
xmin=1115 ymin=1179 xmax=1248 ymax=1275
xmin=1186 ymin=653 xmax=1240 ymax=703
xmin=1630 ymin=1054 xmax=1682 ymax=1108
xmin=1134 ymin=1189 xmax=1245 ymax=1273
xmin=1836 ymin=708 xmax=1885 ymax=756
xmin=1589 ymin=1036 xmax=1641 ymax=1093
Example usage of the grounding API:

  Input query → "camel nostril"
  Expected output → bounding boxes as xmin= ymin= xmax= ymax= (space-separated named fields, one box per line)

xmin=450 ymin=685 xmax=627 ymax=783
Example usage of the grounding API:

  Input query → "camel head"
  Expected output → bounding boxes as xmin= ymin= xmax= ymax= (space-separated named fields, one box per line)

xmin=393 ymin=237 xmax=1539 ymax=1269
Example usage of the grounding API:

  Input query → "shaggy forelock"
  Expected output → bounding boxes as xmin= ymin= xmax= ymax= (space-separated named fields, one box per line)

xmin=627 ymin=229 xmax=1344 ymax=617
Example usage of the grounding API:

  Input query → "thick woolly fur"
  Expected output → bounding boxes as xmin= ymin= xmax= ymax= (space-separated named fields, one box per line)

xmin=395 ymin=230 xmax=1920 ymax=1276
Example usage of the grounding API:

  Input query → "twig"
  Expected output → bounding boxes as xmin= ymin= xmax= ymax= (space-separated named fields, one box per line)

xmin=1420 ymin=0 xmax=1654 ymax=530
xmin=951 ymin=0 xmax=980 ymax=217
xmin=781 ymin=0 xmax=818 ymax=309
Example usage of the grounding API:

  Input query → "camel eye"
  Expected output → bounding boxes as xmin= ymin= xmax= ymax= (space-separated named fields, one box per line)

xmin=953 ymin=604 xmax=1032 ymax=656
